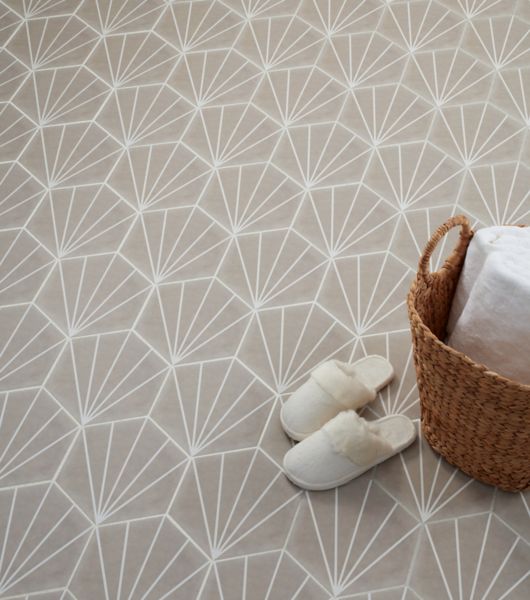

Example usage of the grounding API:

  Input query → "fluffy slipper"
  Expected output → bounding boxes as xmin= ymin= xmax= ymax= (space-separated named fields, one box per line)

xmin=283 ymin=411 xmax=416 ymax=491
xmin=280 ymin=356 xmax=394 ymax=441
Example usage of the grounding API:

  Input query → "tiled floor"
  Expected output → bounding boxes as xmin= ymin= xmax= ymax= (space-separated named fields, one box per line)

xmin=0 ymin=0 xmax=529 ymax=598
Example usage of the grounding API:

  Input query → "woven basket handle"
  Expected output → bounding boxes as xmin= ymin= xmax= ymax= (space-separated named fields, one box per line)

xmin=419 ymin=215 xmax=473 ymax=281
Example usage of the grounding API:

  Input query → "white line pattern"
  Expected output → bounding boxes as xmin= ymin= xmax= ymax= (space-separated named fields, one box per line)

xmin=0 ymin=0 xmax=529 ymax=598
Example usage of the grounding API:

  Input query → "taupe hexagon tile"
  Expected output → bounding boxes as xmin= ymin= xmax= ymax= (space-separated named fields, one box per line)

xmin=170 ymin=448 xmax=301 ymax=560
xmin=108 ymin=142 xmax=212 ymax=210
xmin=411 ymin=514 xmax=529 ymax=599
xmin=298 ymin=0 xmax=383 ymax=36
xmin=0 ymin=162 xmax=45 ymax=229
xmin=0 ymin=388 xmax=77 ymax=487
xmin=122 ymin=206 xmax=230 ymax=283
xmin=293 ymin=184 xmax=398 ymax=257
xmin=286 ymin=476 xmax=420 ymax=596
xmin=3 ymin=0 xmax=84 ymax=19
xmin=172 ymin=48 xmax=262 ymax=107
xmin=151 ymin=359 xmax=275 ymax=456
xmin=0 ymin=0 xmax=529 ymax=597
xmin=438 ymin=0 xmax=515 ymax=20
xmin=57 ymin=417 xmax=188 ymax=524
xmin=430 ymin=102 xmax=525 ymax=165
xmin=403 ymin=47 xmax=494 ymax=107
xmin=69 ymin=516 xmax=209 ymax=599
xmin=273 ymin=122 xmax=372 ymax=188
xmin=35 ymin=253 xmax=151 ymax=336
xmin=364 ymin=141 xmax=463 ymax=211
xmin=375 ymin=422 xmax=496 ymax=523
xmin=0 ymin=103 xmax=36 ymax=161
xmin=135 ymin=278 xmax=251 ymax=364
xmin=238 ymin=303 xmax=356 ymax=393
xmin=0 ymin=228 xmax=54 ymax=304
xmin=183 ymin=103 xmax=281 ymax=166
xmin=237 ymin=15 xmax=324 ymax=69
xmin=317 ymin=253 xmax=412 ymax=335
xmin=156 ymin=0 xmax=244 ymax=53
xmin=45 ymin=331 xmax=168 ymax=424
xmin=0 ymin=3 xmax=22 ymax=47
xmin=224 ymin=0 xmax=297 ymax=20
xmin=6 ymin=15 xmax=97 ymax=69
xmin=318 ymin=31 xmax=407 ymax=88
xmin=462 ymin=14 xmax=530 ymax=69
xmin=378 ymin=1 xmax=465 ymax=53
xmin=492 ymin=488 xmax=530 ymax=541
xmin=491 ymin=66 xmax=530 ymax=125
xmin=86 ymin=32 xmax=179 ymax=87
xmin=20 ymin=122 xmax=122 ymax=187
xmin=5 ymin=591 xmax=76 ymax=600
xmin=0 ymin=50 xmax=28 ymax=102
xmin=456 ymin=162 xmax=530 ymax=225
xmin=218 ymin=228 xmax=327 ymax=308
xmin=201 ymin=550 xmax=326 ymax=599
xmin=254 ymin=66 xmax=347 ymax=126
xmin=0 ymin=483 xmax=91 ymax=596
xmin=96 ymin=84 xmax=195 ymax=146
xmin=200 ymin=162 xmax=304 ymax=233
xmin=77 ymin=0 xmax=166 ymax=35
xmin=0 ymin=304 xmax=65 ymax=390
xmin=342 ymin=83 xmax=434 ymax=146
xmin=12 ymin=65 xmax=110 ymax=126
xmin=28 ymin=184 xmax=136 ymax=257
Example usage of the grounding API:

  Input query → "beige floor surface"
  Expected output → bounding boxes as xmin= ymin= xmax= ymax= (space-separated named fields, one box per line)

xmin=0 ymin=0 xmax=529 ymax=598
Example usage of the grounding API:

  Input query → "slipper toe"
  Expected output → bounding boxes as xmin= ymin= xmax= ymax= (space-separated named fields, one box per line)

xmin=283 ymin=431 xmax=353 ymax=490
xmin=280 ymin=378 xmax=341 ymax=441
xmin=283 ymin=411 xmax=417 ymax=491
xmin=280 ymin=356 xmax=394 ymax=441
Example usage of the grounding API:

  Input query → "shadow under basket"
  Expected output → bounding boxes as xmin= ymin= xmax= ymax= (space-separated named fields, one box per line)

xmin=407 ymin=215 xmax=530 ymax=492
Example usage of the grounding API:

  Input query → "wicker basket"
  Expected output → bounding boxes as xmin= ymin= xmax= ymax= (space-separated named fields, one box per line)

xmin=407 ymin=215 xmax=530 ymax=492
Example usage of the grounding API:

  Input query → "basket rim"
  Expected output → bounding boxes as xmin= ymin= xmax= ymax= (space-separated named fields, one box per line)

xmin=407 ymin=276 xmax=530 ymax=393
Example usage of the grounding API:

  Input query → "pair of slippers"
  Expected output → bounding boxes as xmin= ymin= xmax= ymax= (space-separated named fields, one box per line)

xmin=281 ymin=356 xmax=417 ymax=490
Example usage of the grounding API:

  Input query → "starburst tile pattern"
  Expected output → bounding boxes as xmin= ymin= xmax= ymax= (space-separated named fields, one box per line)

xmin=0 ymin=0 xmax=529 ymax=598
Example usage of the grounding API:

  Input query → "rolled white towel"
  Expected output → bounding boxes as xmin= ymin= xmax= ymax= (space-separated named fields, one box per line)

xmin=447 ymin=226 xmax=530 ymax=385
xmin=447 ymin=226 xmax=530 ymax=335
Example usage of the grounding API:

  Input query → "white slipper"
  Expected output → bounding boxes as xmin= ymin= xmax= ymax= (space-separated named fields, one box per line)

xmin=283 ymin=411 xmax=416 ymax=491
xmin=280 ymin=356 xmax=394 ymax=441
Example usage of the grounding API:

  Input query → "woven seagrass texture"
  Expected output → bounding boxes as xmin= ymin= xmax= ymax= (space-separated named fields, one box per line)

xmin=408 ymin=215 xmax=530 ymax=492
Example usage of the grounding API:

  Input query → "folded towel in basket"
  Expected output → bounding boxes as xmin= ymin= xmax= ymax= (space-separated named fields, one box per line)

xmin=446 ymin=226 xmax=530 ymax=385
